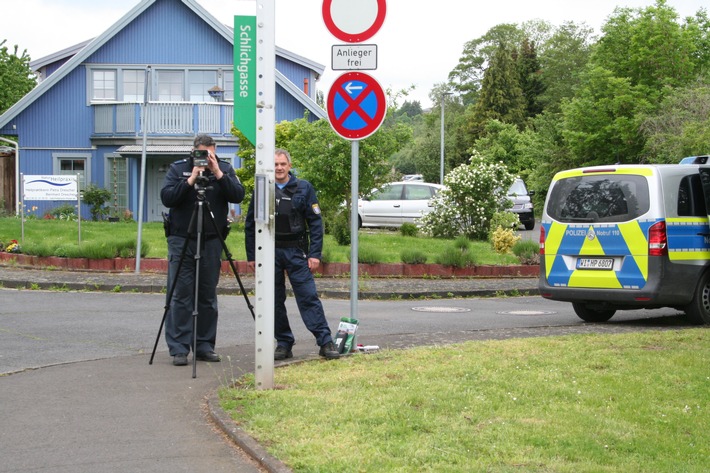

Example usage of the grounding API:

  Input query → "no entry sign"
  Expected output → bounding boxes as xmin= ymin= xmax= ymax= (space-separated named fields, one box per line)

xmin=327 ymin=72 xmax=386 ymax=140
xmin=322 ymin=0 xmax=386 ymax=43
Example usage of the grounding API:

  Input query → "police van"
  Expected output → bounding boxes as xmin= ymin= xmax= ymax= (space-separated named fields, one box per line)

xmin=539 ymin=164 xmax=710 ymax=325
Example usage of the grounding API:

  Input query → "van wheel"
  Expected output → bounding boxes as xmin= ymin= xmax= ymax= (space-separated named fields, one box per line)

xmin=524 ymin=221 xmax=535 ymax=231
xmin=572 ymin=303 xmax=615 ymax=322
xmin=684 ymin=271 xmax=710 ymax=325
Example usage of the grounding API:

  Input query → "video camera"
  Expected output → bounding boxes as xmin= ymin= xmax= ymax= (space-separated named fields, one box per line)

xmin=190 ymin=149 xmax=210 ymax=168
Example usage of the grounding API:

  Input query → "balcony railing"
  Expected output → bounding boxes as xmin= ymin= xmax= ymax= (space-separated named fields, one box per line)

xmin=93 ymin=102 xmax=234 ymax=137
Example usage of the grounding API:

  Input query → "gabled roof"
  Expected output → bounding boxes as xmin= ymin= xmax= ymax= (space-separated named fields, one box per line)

xmin=1 ymin=0 xmax=325 ymax=129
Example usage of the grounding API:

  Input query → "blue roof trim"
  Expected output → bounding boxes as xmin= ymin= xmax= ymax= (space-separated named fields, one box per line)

xmin=276 ymin=70 xmax=327 ymax=120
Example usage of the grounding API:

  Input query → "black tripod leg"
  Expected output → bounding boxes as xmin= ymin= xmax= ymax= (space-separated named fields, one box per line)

xmin=203 ymin=202 xmax=256 ymax=320
xmin=192 ymin=201 xmax=205 ymax=379
xmin=149 ymin=220 xmax=193 ymax=365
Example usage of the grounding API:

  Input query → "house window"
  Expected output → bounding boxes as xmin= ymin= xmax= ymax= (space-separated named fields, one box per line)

xmin=189 ymin=70 xmax=218 ymax=102
xmin=92 ymin=70 xmax=116 ymax=100
xmin=157 ymin=70 xmax=184 ymax=101
xmin=106 ymin=156 xmax=128 ymax=217
xmin=123 ymin=70 xmax=145 ymax=102
xmin=54 ymin=154 xmax=89 ymax=191
xmin=223 ymin=70 xmax=234 ymax=101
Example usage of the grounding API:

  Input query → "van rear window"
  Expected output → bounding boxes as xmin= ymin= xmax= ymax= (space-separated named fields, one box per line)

xmin=547 ymin=175 xmax=649 ymax=223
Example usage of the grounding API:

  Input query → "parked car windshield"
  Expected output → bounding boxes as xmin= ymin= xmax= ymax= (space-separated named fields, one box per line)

xmin=546 ymin=174 xmax=650 ymax=223
xmin=508 ymin=179 xmax=528 ymax=196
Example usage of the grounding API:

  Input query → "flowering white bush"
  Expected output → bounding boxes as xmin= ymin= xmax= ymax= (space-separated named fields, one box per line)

xmin=420 ymin=152 xmax=515 ymax=240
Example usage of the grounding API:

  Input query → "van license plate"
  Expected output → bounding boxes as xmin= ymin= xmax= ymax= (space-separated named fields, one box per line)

xmin=576 ymin=258 xmax=613 ymax=270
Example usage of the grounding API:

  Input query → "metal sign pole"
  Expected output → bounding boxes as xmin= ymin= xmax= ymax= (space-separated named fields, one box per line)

xmin=76 ymin=174 xmax=81 ymax=244
xmin=350 ymin=140 xmax=359 ymax=319
xmin=135 ymin=66 xmax=151 ymax=273
xmin=20 ymin=173 xmax=24 ymax=244
xmin=254 ymin=0 xmax=276 ymax=390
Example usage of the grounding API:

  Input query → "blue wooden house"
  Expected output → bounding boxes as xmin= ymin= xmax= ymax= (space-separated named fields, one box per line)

xmin=0 ymin=0 xmax=326 ymax=221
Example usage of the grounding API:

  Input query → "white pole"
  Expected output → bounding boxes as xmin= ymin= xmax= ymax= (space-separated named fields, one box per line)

xmin=254 ymin=0 xmax=276 ymax=390
xmin=350 ymin=140 xmax=359 ymax=319
xmin=440 ymin=96 xmax=445 ymax=185
xmin=77 ymin=173 xmax=81 ymax=244
xmin=20 ymin=173 xmax=24 ymax=243
xmin=135 ymin=66 xmax=151 ymax=273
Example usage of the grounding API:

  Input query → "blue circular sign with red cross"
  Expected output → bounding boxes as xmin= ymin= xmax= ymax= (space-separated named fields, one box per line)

xmin=327 ymin=72 xmax=386 ymax=140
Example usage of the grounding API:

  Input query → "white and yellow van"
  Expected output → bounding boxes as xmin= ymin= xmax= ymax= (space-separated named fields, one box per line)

xmin=539 ymin=164 xmax=710 ymax=325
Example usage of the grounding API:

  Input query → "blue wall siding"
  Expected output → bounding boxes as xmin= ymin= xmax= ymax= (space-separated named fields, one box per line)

xmin=15 ymin=67 xmax=93 ymax=149
xmin=87 ymin=0 xmax=233 ymax=66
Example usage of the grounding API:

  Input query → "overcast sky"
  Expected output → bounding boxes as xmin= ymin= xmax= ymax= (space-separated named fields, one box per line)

xmin=4 ymin=0 xmax=708 ymax=108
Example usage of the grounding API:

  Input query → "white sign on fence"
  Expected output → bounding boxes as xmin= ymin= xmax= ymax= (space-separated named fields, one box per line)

xmin=23 ymin=175 xmax=78 ymax=201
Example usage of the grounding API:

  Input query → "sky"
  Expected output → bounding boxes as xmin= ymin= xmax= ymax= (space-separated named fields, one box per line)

xmin=3 ymin=0 xmax=708 ymax=109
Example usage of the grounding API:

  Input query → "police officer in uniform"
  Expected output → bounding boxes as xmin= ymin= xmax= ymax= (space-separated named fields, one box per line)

xmin=161 ymin=134 xmax=245 ymax=366
xmin=245 ymin=148 xmax=340 ymax=360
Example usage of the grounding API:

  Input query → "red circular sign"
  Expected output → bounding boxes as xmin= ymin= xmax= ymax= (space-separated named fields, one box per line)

xmin=322 ymin=0 xmax=386 ymax=43
xmin=327 ymin=72 xmax=386 ymax=140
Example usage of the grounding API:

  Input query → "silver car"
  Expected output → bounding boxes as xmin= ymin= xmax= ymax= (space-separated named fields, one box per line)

xmin=358 ymin=181 xmax=444 ymax=228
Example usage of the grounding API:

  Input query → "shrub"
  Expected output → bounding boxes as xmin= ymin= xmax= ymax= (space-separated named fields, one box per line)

xmin=488 ymin=211 xmax=520 ymax=241
xmin=491 ymin=226 xmax=521 ymax=254
xmin=512 ymin=239 xmax=540 ymax=265
xmin=46 ymin=204 xmax=78 ymax=221
xmin=82 ymin=184 xmax=111 ymax=221
xmin=453 ymin=235 xmax=471 ymax=252
xmin=400 ymin=223 xmax=418 ymax=237
xmin=419 ymin=152 xmax=515 ymax=239
xmin=353 ymin=246 xmax=384 ymax=264
xmin=329 ymin=210 xmax=351 ymax=246
xmin=435 ymin=245 xmax=479 ymax=268
xmin=400 ymin=248 xmax=427 ymax=264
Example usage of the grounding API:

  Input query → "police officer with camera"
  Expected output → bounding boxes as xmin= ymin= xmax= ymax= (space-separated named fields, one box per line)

xmin=161 ymin=134 xmax=245 ymax=366
xmin=245 ymin=148 xmax=340 ymax=360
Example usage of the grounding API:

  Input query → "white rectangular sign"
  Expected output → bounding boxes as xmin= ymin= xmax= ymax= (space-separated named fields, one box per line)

xmin=23 ymin=175 xmax=78 ymax=201
xmin=332 ymin=44 xmax=377 ymax=70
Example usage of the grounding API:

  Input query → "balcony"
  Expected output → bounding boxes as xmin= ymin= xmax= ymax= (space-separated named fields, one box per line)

xmin=92 ymin=102 xmax=234 ymax=137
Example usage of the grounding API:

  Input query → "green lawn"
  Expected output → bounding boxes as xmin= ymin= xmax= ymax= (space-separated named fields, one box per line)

xmin=0 ymin=217 xmax=522 ymax=265
xmin=220 ymin=329 xmax=710 ymax=472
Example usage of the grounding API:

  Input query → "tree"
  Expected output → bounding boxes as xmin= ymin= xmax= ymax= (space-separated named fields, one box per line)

xmin=592 ymin=0 xmax=703 ymax=91
xmin=467 ymin=42 xmax=527 ymax=137
xmin=517 ymin=37 xmax=546 ymax=118
xmin=641 ymin=79 xmax=710 ymax=162
xmin=537 ymin=21 xmax=595 ymax=113
xmin=0 ymin=40 xmax=36 ymax=114
xmin=561 ymin=66 xmax=653 ymax=166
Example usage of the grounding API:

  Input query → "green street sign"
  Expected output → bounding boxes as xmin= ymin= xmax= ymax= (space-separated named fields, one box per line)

xmin=234 ymin=16 xmax=256 ymax=145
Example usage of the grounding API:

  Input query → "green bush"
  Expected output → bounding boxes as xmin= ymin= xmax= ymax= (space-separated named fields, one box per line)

xmin=453 ymin=235 xmax=471 ymax=252
xmin=488 ymin=211 xmax=520 ymax=241
xmin=329 ymin=210 xmax=351 ymax=246
xmin=400 ymin=248 xmax=427 ymax=264
xmin=399 ymin=223 xmax=418 ymax=237
xmin=491 ymin=226 xmax=521 ymax=254
xmin=82 ymin=184 xmax=112 ymax=221
xmin=46 ymin=204 xmax=77 ymax=221
xmin=435 ymin=245 xmax=478 ymax=268
xmin=353 ymin=246 xmax=385 ymax=264
xmin=512 ymin=239 xmax=540 ymax=265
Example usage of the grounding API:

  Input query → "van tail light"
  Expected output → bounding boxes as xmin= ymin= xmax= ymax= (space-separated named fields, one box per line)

xmin=648 ymin=221 xmax=667 ymax=256
xmin=539 ymin=225 xmax=546 ymax=255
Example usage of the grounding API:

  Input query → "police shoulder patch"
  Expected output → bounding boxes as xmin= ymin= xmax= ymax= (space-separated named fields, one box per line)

xmin=312 ymin=203 xmax=321 ymax=215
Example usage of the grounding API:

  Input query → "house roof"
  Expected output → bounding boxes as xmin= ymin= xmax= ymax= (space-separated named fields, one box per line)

xmin=1 ymin=0 xmax=326 ymax=129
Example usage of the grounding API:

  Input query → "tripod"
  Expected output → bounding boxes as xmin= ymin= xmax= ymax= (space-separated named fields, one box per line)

xmin=149 ymin=178 xmax=255 ymax=378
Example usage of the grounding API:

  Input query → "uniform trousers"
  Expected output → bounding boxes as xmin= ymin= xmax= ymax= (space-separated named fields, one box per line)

xmin=274 ymin=246 xmax=333 ymax=348
xmin=165 ymin=235 xmax=222 ymax=356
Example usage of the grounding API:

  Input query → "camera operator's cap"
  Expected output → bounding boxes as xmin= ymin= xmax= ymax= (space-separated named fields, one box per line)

xmin=193 ymin=134 xmax=216 ymax=148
